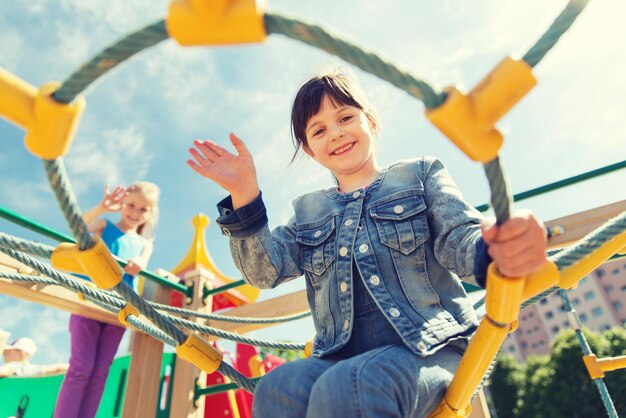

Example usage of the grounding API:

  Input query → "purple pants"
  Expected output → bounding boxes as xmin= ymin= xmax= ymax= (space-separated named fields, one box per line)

xmin=53 ymin=314 xmax=126 ymax=418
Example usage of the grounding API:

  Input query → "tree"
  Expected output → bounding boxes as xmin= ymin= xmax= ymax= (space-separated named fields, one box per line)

xmin=490 ymin=328 xmax=626 ymax=417
xmin=490 ymin=354 xmax=524 ymax=417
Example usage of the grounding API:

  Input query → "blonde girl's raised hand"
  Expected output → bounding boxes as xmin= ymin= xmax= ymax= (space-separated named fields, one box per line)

xmin=100 ymin=185 xmax=127 ymax=212
xmin=187 ymin=133 xmax=260 ymax=208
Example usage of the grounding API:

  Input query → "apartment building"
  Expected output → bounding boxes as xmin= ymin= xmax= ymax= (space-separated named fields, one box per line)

xmin=502 ymin=258 xmax=626 ymax=361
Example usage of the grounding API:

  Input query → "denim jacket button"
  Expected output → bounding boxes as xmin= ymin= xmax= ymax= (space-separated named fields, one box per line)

xmin=339 ymin=247 xmax=348 ymax=257
xmin=358 ymin=244 xmax=368 ymax=253
xmin=393 ymin=205 xmax=404 ymax=214
xmin=344 ymin=219 xmax=353 ymax=227
xmin=417 ymin=341 xmax=427 ymax=351
xmin=369 ymin=275 xmax=380 ymax=285
xmin=352 ymin=191 xmax=361 ymax=198
xmin=343 ymin=320 xmax=349 ymax=330
xmin=222 ymin=228 xmax=231 ymax=236
xmin=389 ymin=308 xmax=400 ymax=317
xmin=340 ymin=282 xmax=348 ymax=292
xmin=313 ymin=230 xmax=322 ymax=238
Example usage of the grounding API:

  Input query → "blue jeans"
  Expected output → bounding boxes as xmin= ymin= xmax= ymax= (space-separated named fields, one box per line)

xmin=253 ymin=280 xmax=466 ymax=418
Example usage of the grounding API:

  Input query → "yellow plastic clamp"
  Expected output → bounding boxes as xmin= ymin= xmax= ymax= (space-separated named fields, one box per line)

xmin=583 ymin=354 xmax=626 ymax=379
xmin=0 ymin=66 xmax=37 ymax=128
xmin=248 ymin=354 xmax=266 ymax=377
xmin=167 ymin=0 xmax=267 ymax=46
xmin=176 ymin=333 xmax=223 ymax=374
xmin=485 ymin=262 xmax=525 ymax=324
xmin=77 ymin=293 xmax=87 ymax=302
xmin=51 ymin=237 xmax=122 ymax=289
xmin=118 ymin=303 xmax=140 ymax=326
xmin=303 ymin=340 xmax=313 ymax=358
xmin=426 ymin=57 xmax=536 ymax=162
xmin=428 ymin=397 xmax=471 ymax=418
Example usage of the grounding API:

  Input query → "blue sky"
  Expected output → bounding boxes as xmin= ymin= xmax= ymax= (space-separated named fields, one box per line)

xmin=1 ymin=0 xmax=625 ymax=366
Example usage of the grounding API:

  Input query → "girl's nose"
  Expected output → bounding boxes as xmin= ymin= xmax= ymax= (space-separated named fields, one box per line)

xmin=331 ymin=126 xmax=345 ymax=141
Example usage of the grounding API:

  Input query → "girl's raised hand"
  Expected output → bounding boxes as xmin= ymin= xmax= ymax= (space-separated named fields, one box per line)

xmin=187 ymin=133 xmax=260 ymax=208
xmin=100 ymin=185 xmax=126 ymax=212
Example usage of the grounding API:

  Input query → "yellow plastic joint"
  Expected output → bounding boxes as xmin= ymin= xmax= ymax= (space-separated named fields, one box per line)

xmin=0 ymin=67 xmax=37 ymax=128
xmin=167 ymin=0 xmax=267 ymax=46
xmin=24 ymin=82 xmax=86 ymax=160
xmin=248 ymin=354 xmax=266 ymax=377
xmin=521 ymin=260 xmax=559 ymax=301
xmin=51 ymin=237 xmax=122 ymax=289
xmin=77 ymin=293 xmax=87 ymax=302
xmin=583 ymin=355 xmax=605 ymax=379
xmin=303 ymin=340 xmax=313 ymax=358
xmin=485 ymin=262 xmax=525 ymax=324
xmin=427 ymin=397 xmax=471 ymax=418
xmin=425 ymin=57 xmax=536 ymax=162
xmin=118 ymin=303 xmax=140 ymax=326
xmin=176 ymin=333 xmax=223 ymax=374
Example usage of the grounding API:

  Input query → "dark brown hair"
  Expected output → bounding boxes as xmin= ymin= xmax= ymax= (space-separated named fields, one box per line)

xmin=290 ymin=72 xmax=377 ymax=162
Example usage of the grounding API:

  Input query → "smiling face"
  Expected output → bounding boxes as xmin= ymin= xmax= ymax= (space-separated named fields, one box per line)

xmin=304 ymin=94 xmax=378 ymax=190
xmin=118 ymin=191 xmax=154 ymax=233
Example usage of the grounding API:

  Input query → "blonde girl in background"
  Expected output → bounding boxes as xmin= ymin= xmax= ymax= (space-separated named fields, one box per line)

xmin=54 ymin=181 xmax=160 ymax=418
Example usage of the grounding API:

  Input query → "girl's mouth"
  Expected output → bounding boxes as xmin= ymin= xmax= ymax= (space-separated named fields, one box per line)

xmin=332 ymin=142 xmax=355 ymax=156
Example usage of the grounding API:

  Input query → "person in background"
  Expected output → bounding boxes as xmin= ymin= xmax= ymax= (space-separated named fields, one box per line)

xmin=0 ymin=335 xmax=69 ymax=377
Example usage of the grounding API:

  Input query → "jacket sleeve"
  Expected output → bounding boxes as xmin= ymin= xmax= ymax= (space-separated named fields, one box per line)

xmin=421 ymin=157 xmax=486 ymax=285
xmin=216 ymin=194 xmax=303 ymax=289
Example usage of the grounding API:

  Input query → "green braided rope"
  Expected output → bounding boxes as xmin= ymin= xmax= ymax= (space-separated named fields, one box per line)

xmin=264 ymin=13 xmax=444 ymax=109
xmin=43 ymin=159 xmax=93 ymax=250
xmin=1 ymin=232 xmax=310 ymax=325
xmin=523 ymin=0 xmax=590 ymax=68
xmin=53 ymin=21 xmax=169 ymax=103
xmin=164 ymin=314 xmax=305 ymax=351
xmin=558 ymin=289 xmax=619 ymax=417
xmin=482 ymin=156 xmax=513 ymax=225
xmin=113 ymin=280 xmax=187 ymax=344
xmin=154 ymin=302 xmax=311 ymax=324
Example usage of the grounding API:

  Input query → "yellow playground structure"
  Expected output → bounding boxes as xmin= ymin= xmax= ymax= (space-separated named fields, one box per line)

xmin=1 ymin=0 xmax=625 ymax=417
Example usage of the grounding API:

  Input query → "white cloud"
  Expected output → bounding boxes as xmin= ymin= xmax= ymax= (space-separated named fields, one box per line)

xmin=66 ymin=126 xmax=153 ymax=193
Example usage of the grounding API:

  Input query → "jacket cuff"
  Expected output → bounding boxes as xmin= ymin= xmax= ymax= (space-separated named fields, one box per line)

xmin=472 ymin=237 xmax=492 ymax=289
xmin=216 ymin=193 xmax=268 ymax=239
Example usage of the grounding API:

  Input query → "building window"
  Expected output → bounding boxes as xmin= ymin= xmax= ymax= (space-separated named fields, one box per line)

xmin=592 ymin=307 xmax=603 ymax=317
xmin=613 ymin=269 xmax=620 ymax=275
xmin=573 ymin=298 xmax=581 ymax=306
xmin=521 ymin=342 xmax=528 ymax=349
xmin=602 ymin=324 xmax=611 ymax=331
xmin=580 ymin=277 xmax=588 ymax=285
xmin=613 ymin=301 xmax=623 ymax=311
xmin=551 ymin=326 xmax=560 ymax=334
xmin=596 ymin=269 xmax=605 ymax=279
xmin=605 ymin=285 xmax=614 ymax=294
xmin=540 ymin=299 xmax=548 ymax=305
xmin=546 ymin=311 xmax=554 ymax=319
xmin=622 ymin=285 xmax=626 ymax=292
xmin=584 ymin=291 xmax=595 ymax=301
xmin=579 ymin=313 xmax=588 ymax=323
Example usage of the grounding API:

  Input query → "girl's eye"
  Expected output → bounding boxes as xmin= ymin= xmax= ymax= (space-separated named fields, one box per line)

xmin=313 ymin=128 xmax=325 ymax=137
xmin=340 ymin=115 xmax=353 ymax=123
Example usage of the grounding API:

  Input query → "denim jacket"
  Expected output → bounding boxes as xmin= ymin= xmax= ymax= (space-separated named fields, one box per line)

xmin=216 ymin=157 xmax=486 ymax=357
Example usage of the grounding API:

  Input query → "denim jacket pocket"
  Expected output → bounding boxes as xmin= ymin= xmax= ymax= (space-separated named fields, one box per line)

xmin=296 ymin=217 xmax=336 ymax=276
xmin=370 ymin=194 xmax=429 ymax=255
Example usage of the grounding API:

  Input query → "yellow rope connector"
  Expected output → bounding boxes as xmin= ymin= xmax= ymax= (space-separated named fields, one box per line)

xmin=425 ymin=57 xmax=536 ymax=162
xmin=583 ymin=354 xmax=626 ymax=379
xmin=167 ymin=0 xmax=267 ymax=46
xmin=303 ymin=340 xmax=313 ymax=358
xmin=248 ymin=354 xmax=266 ymax=377
xmin=0 ymin=68 xmax=85 ymax=160
xmin=118 ymin=303 xmax=140 ymax=326
xmin=176 ymin=333 xmax=223 ymax=374
xmin=51 ymin=237 xmax=122 ymax=289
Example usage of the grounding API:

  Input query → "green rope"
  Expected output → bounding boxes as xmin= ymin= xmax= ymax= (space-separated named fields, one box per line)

xmin=523 ymin=0 xmax=590 ymax=68
xmin=264 ymin=13 xmax=444 ymax=109
xmin=558 ymin=289 xmax=618 ymax=418
xmin=53 ymin=21 xmax=169 ymax=103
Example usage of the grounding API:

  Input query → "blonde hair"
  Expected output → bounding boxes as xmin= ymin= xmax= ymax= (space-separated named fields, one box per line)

xmin=126 ymin=181 xmax=160 ymax=238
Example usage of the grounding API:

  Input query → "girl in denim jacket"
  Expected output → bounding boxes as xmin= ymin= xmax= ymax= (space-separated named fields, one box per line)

xmin=187 ymin=72 xmax=547 ymax=418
